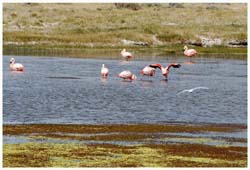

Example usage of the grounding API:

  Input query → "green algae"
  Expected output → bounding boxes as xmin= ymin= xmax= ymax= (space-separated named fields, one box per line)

xmin=3 ymin=124 xmax=247 ymax=167
xmin=3 ymin=142 xmax=247 ymax=167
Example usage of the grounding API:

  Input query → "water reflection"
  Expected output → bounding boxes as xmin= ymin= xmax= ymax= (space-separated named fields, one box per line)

xmin=139 ymin=80 xmax=155 ymax=88
xmin=119 ymin=80 xmax=135 ymax=87
xmin=119 ymin=60 xmax=131 ymax=65
xmin=160 ymin=79 xmax=168 ymax=87
xmin=101 ymin=77 xmax=108 ymax=85
xmin=184 ymin=61 xmax=195 ymax=65
xmin=10 ymin=71 xmax=24 ymax=74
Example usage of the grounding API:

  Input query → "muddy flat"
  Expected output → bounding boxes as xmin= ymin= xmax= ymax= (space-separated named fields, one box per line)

xmin=3 ymin=123 xmax=247 ymax=167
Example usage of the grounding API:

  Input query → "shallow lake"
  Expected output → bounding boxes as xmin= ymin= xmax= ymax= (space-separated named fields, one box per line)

xmin=3 ymin=54 xmax=247 ymax=125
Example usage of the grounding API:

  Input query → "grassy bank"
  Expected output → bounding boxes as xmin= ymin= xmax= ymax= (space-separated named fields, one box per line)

xmin=3 ymin=3 xmax=247 ymax=49
xmin=3 ymin=123 xmax=247 ymax=167
xmin=3 ymin=45 xmax=247 ymax=61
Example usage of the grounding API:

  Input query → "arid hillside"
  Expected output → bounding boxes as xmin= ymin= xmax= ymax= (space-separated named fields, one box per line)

xmin=3 ymin=3 xmax=247 ymax=48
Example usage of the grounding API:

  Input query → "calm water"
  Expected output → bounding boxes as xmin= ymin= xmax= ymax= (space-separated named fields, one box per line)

xmin=3 ymin=55 xmax=247 ymax=125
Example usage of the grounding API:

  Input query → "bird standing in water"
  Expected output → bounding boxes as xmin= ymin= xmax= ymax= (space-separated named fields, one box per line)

xmin=101 ymin=64 xmax=109 ymax=78
xmin=121 ymin=49 xmax=133 ymax=61
xmin=149 ymin=63 xmax=181 ymax=79
xmin=118 ymin=70 xmax=137 ymax=81
xmin=183 ymin=46 xmax=198 ymax=57
xmin=9 ymin=58 xmax=24 ymax=72
xmin=140 ymin=66 xmax=156 ymax=77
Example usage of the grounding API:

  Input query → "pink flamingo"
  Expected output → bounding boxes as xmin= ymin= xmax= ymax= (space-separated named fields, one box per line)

xmin=121 ymin=49 xmax=133 ymax=60
xmin=140 ymin=66 xmax=156 ymax=77
xmin=184 ymin=46 xmax=198 ymax=57
xmin=118 ymin=70 xmax=137 ymax=80
xmin=149 ymin=63 xmax=181 ymax=78
xmin=101 ymin=64 xmax=109 ymax=78
xmin=9 ymin=58 xmax=24 ymax=72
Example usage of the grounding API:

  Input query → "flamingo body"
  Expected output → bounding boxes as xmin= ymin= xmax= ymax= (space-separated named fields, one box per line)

xmin=141 ymin=66 xmax=156 ymax=76
xmin=118 ymin=70 xmax=136 ymax=80
xmin=184 ymin=46 xmax=197 ymax=57
xmin=121 ymin=49 xmax=133 ymax=60
xmin=9 ymin=58 xmax=24 ymax=72
xmin=101 ymin=64 xmax=109 ymax=77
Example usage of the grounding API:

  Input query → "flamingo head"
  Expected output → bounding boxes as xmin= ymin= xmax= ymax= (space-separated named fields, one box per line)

xmin=183 ymin=46 xmax=188 ymax=51
xmin=131 ymin=74 xmax=137 ymax=80
xmin=102 ymin=64 xmax=105 ymax=68
xmin=10 ymin=58 xmax=15 ymax=64
xmin=121 ymin=49 xmax=126 ymax=54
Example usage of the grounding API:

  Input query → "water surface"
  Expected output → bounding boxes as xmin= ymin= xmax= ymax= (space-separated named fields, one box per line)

xmin=3 ymin=55 xmax=247 ymax=125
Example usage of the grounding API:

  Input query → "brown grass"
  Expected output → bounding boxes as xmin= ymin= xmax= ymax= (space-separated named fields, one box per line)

xmin=3 ymin=3 xmax=247 ymax=48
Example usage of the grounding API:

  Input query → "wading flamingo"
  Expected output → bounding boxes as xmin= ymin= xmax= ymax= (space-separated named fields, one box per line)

xmin=121 ymin=49 xmax=133 ymax=61
xmin=140 ymin=66 xmax=156 ymax=77
xmin=101 ymin=64 xmax=109 ymax=78
xmin=118 ymin=70 xmax=137 ymax=80
xmin=149 ymin=63 xmax=181 ymax=78
xmin=184 ymin=46 xmax=198 ymax=57
xmin=9 ymin=58 xmax=24 ymax=72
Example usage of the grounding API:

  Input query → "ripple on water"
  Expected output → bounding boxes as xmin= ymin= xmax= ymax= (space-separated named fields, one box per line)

xmin=3 ymin=56 xmax=247 ymax=125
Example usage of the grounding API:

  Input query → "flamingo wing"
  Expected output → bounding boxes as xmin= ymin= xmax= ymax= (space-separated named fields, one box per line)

xmin=186 ymin=49 xmax=197 ymax=56
xmin=189 ymin=49 xmax=197 ymax=53
xmin=166 ymin=63 xmax=181 ymax=71
xmin=149 ymin=63 xmax=162 ymax=70
xmin=122 ymin=52 xmax=133 ymax=58
xmin=13 ymin=63 xmax=24 ymax=71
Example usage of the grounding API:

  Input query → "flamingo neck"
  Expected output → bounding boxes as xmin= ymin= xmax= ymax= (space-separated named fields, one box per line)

xmin=160 ymin=67 xmax=166 ymax=74
xmin=121 ymin=49 xmax=126 ymax=54
xmin=131 ymin=75 xmax=136 ymax=80
xmin=10 ymin=63 xmax=15 ymax=68
xmin=161 ymin=67 xmax=169 ymax=75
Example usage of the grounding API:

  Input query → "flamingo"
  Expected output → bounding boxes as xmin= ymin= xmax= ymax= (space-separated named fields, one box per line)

xmin=118 ymin=70 xmax=137 ymax=80
xmin=184 ymin=46 xmax=198 ymax=57
xmin=101 ymin=64 xmax=109 ymax=78
xmin=140 ymin=66 xmax=156 ymax=77
xmin=149 ymin=63 xmax=181 ymax=78
xmin=9 ymin=58 xmax=24 ymax=72
xmin=121 ymin=49 xmax=133 ymax=60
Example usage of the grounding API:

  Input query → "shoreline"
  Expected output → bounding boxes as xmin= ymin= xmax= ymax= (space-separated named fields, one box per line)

xmin=3 ymin=45 xmax=247 ymax=61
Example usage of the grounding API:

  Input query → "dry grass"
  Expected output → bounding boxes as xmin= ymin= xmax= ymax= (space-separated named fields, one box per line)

xmin=3 ymin=3 xmax=247 ymax=48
